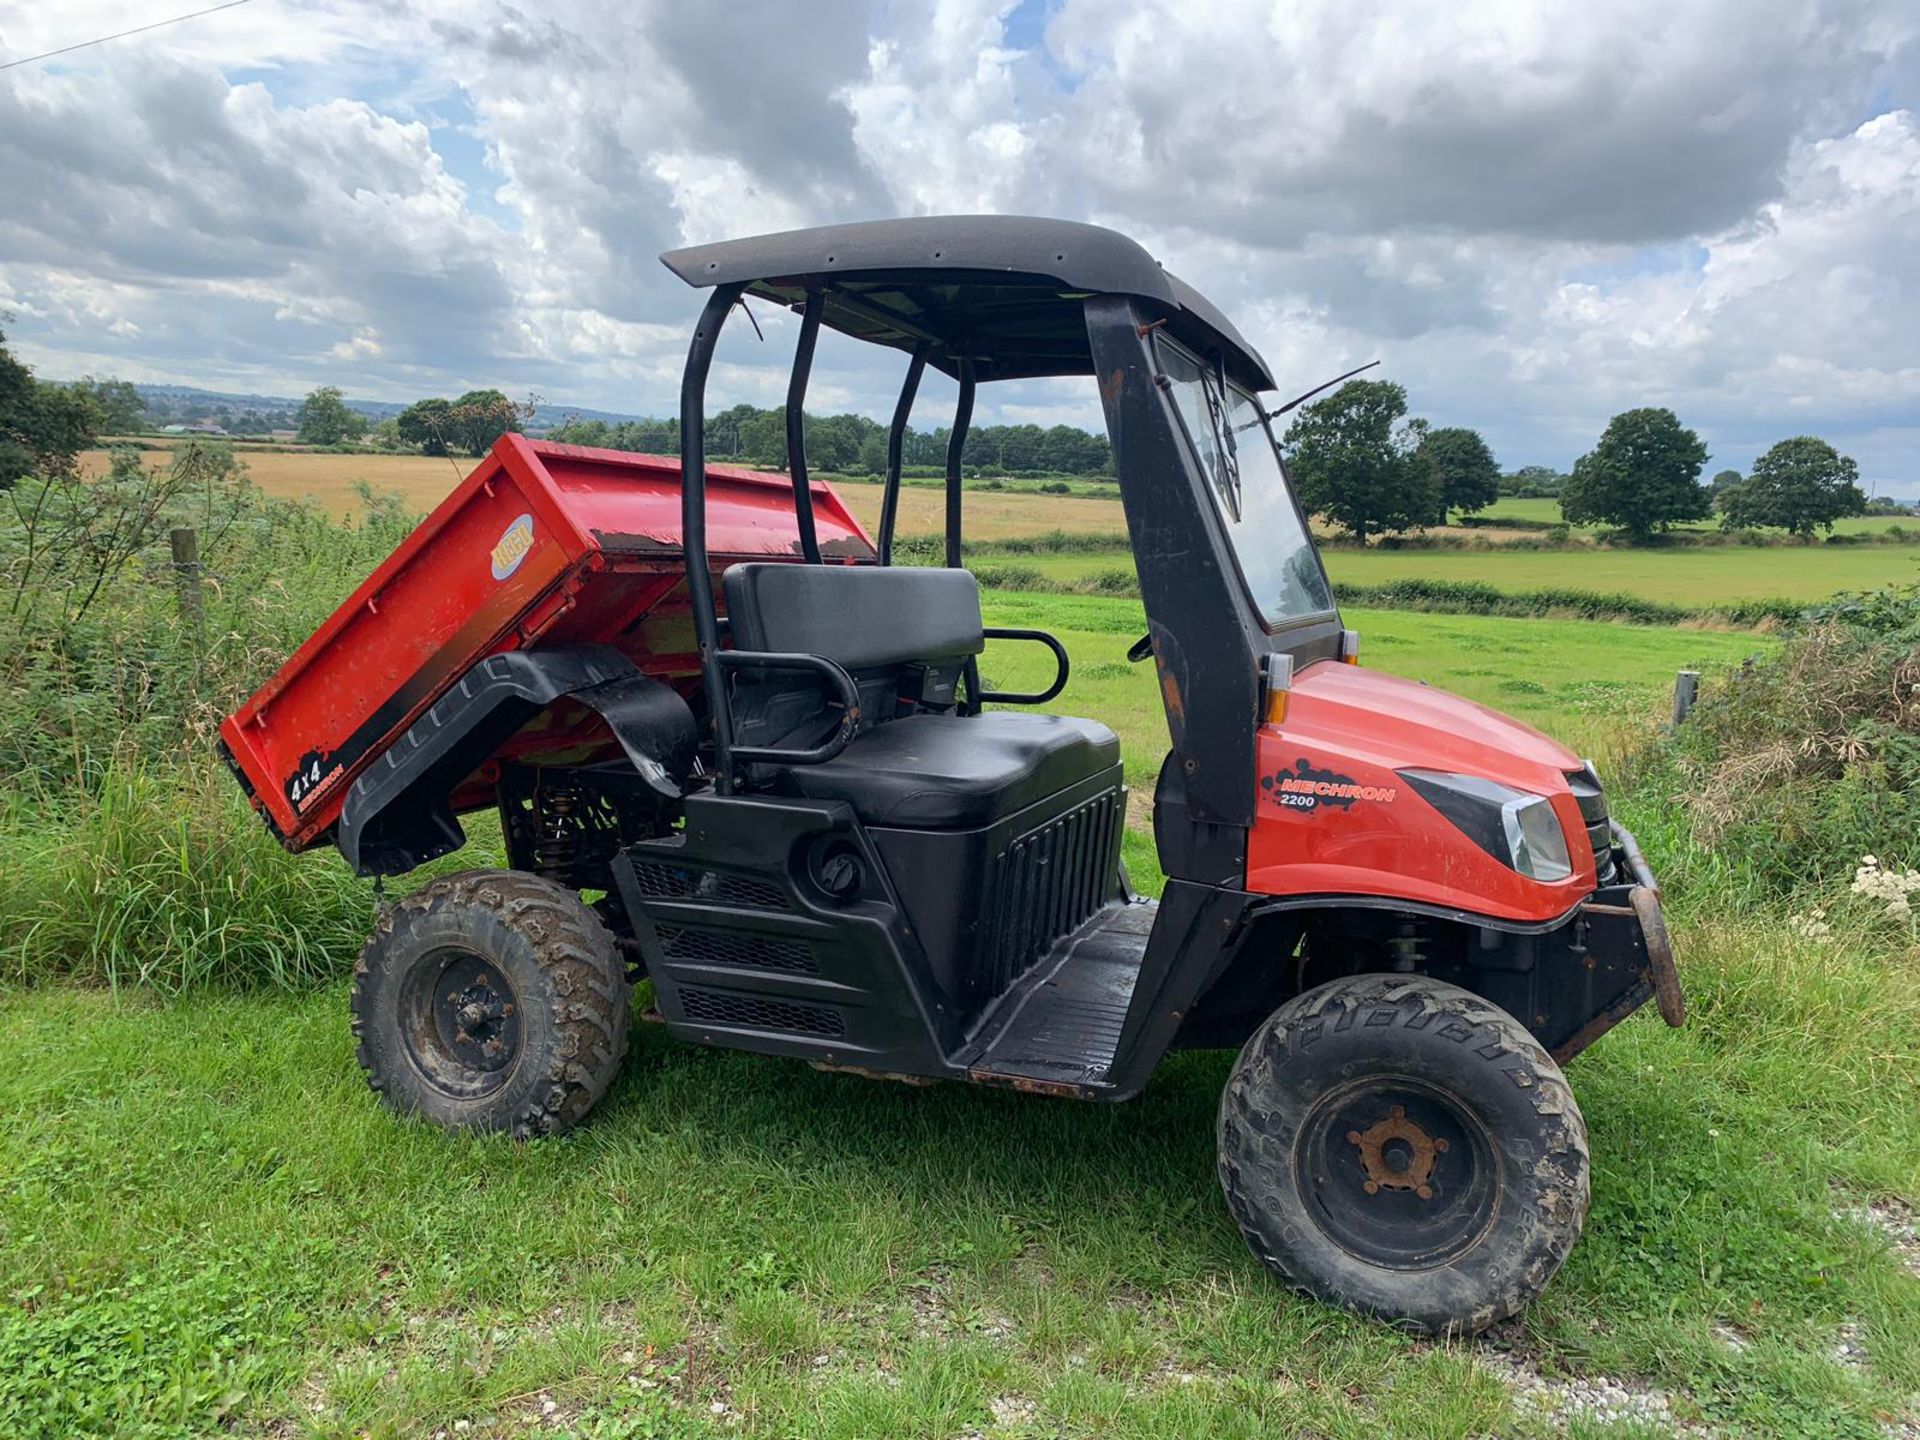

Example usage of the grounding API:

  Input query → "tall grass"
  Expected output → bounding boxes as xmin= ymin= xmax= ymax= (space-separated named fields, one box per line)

xmin=1 ymin=446 xmax=416 ymax=987
xmin=0 ymin=756 xmax=368 ymax=991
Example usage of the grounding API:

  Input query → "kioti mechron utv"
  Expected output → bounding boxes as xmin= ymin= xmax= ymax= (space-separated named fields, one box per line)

xmin=221 ymin=217 xmax=1684 ymax=1334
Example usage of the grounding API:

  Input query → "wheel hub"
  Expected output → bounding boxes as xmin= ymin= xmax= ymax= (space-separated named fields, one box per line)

xmin=1294 ymin=1077 xmax=1500 ymax=1271
xmin=1348 ymin=1104 xmax=1449 ymax=1200
xmin=398 ymin=948 xmax=525 ymax=1097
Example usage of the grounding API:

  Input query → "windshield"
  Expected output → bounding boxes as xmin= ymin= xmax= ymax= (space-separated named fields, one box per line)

xmin=1156 ymin=339 xmax=1335 ymax=627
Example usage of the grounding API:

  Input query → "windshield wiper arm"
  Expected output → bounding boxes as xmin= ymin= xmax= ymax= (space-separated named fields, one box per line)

xmin=1203 ymin=361 xmax=1243 ymax=523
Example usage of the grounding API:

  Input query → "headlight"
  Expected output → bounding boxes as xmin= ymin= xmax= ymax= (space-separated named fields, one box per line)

xmin=1399 ymin=770 xmax=1574 ymax=882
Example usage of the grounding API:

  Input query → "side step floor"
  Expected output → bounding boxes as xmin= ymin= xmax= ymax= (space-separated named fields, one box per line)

xmin=962 ymin=900 xmax=1157 ymax=1095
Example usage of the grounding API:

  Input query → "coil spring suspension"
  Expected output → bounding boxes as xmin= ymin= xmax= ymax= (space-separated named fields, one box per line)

xmin=532 ymin=780 xmax=585 ymax=880
xmin=1389 ymin=921 xmax=1426 ymax=972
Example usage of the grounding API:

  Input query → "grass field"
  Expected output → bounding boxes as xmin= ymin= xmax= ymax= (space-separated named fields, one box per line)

xmin=84 ymin=447 xmax=1917 ymax=578
xmin=80 ymin=446 xmax=471 ymax=517
xmin=988 ymin=542 xmax=1917 ymax=605
xmin=977 ymin=594 xmax=1768 ymax=798
xmin=14 ymin=594 xmax=1898 ymax=1440
xmin=1481 ymin=496 xmax=1920 ymax=537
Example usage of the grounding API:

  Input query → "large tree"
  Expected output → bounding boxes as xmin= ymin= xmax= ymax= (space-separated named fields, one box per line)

xmin=395 ymin=397 xmax=456 ymax=455
xmin=1417 ymin=426 xmax=1500 ymax=519
xmin=295 ymin=386 xmax=368 ymax=446
xmin=1282 ymin=379 xmax=1438 ymax=542
xmin=1 ymin=328 xmax=99 ymax=490
xmin=1559 ymin=407 xmax=1710 ymax=542
xmin=448 ymin=389 xmax=520 ymax=455
xmin=1718 ymin=437 xmax=1866 ymax=537
xmin=67 ymin=376 xmax=146 ymax=434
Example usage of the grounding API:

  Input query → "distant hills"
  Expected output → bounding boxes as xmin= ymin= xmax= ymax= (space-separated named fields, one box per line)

xmin=131 ymin=382 xmax=648 ymax=432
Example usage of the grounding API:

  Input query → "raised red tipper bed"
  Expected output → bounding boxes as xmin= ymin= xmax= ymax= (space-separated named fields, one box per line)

xmin=218 ymin=435 xmax=872 ymax=850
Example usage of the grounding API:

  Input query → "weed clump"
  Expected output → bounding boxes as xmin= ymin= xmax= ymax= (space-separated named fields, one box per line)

xmin=1647 ymin=585 xmax=1920 ymax=895
xmin=0 ymin=445 xmax=407 ymax=986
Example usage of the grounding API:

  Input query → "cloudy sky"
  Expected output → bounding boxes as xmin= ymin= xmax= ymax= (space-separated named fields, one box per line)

xmin=1 ymin=0 xmax=1915 ymax=490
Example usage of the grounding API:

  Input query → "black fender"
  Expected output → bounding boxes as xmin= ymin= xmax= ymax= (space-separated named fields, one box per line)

xmin=337 ymin=646 xmax=696 ymax=877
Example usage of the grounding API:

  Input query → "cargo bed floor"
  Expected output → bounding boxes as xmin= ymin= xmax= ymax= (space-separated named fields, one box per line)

xmin=964 ymin=900 xmax=1156 ymax=1091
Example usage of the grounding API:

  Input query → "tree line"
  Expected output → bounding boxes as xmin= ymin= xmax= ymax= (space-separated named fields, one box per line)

xmin=3 ymin=334 xmax=1883 ymax=542
xmin=1280 ymin=379 xmax=1874 ymax=543
xmin=546 ymin=404 xmax=1113 ymax=478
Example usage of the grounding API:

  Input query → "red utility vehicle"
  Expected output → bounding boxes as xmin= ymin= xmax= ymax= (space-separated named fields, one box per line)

xmin=222 ymin=217 xmax=1683 ymax=1334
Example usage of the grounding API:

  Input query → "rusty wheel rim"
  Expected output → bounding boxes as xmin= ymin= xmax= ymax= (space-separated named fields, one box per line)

xmin=1293 ymin=1076 xmax=1501 ymax=1271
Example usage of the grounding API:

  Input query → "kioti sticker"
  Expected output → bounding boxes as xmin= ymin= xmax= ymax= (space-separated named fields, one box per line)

xmin=1262 ymin=757 xmax=1398 ymax=813
xmin=490 ymin=513 xmax=535 ymax=580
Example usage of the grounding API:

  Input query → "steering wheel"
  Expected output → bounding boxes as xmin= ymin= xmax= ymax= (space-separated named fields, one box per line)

xmin=1127 ymin=632 xmax=1154 ymax=664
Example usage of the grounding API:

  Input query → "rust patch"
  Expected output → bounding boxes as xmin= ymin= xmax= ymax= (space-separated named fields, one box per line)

xmin=1098 ymin=366 xmax=1127 ymax=409
xmin=591 ymin=528 xmax=679 ymax=554
xmin=1159 ymin=665 xmax=1185 ymax=724
xmin=968 ymin=1069 xmax=1092 ymax=1100
xmin=1550 ymin=975 xmax=1653 ymax=1064
xmin=818 ymin=535 xmax=877 ymax=559
xmin=1631 ymin=885 xmax=1686 ymax=1027
xmin=1348 ymin=1104 xmax=1446 ymax=1200
xmin=809 ymin=1061 xmax=939 ymax=1087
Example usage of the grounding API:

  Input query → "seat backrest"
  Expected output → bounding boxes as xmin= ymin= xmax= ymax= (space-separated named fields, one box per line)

xmin=724 ymin=563 xmax=984 ymax=667
xmin=722 ymin=563 xmax=985 ymax=752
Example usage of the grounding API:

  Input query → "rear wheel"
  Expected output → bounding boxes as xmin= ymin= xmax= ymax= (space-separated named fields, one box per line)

xmin=1217 ymin=974 xmax=1588 ymax=1335
xmin=351 ymin=869 xmax=630 ymax=1138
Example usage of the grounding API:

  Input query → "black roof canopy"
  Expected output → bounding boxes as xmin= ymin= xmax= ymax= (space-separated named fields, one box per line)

xmin=660 ymin=215 xmax=1273 ymax=389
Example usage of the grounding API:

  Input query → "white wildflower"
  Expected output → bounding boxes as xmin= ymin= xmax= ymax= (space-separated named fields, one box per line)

xmin=1849 ymin=855 xmax=1920 ymax=921
xmin=1788 ymin=910 xmax=1834 ymax=942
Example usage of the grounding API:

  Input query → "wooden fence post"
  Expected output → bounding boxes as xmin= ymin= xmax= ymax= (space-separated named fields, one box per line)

xmin=170 ymin=526 xmax=204 ymax=640
xmin=1671 ymin=670 xmax=1700 ymax=728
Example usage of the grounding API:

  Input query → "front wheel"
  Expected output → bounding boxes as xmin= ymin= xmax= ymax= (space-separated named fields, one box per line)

xmin=1217 ymin=974 xmax=1589 ymax=1335
xmin=351 ymin=870 xmax=631 ymax=1139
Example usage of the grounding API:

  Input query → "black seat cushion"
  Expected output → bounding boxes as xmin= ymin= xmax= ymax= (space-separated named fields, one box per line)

xmin=723 ymin=563 xmax=984 ymax=668
xmin=771 ymin=711 xmax=1121 ymax=828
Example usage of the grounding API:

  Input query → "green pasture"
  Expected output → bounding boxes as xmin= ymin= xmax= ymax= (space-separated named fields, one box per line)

xmin=1477 ymin=495 xmax=1920 ymax=537
xmin=5 ymin=581 xmax=1912 ymax=1440
xmin=982 ymin=541 xmax=1916 ymax=606
xmin=978 ymin=594 xmax=1770 ymax=813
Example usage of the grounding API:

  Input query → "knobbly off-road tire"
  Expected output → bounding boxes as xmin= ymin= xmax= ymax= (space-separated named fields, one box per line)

xmin=351 ymin=869 xmax=630 ymax=1139
xmin=1217 ymin=974 xmax=1589 ymax=1336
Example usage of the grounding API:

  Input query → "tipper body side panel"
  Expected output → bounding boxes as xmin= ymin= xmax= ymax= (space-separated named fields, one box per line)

xmin=218 ymin=435 xmax=873 ymax=849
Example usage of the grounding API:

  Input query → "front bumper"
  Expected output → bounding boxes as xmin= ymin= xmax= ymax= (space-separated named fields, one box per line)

xmin=1548 ymin=821 xmax=1686 ymax=1063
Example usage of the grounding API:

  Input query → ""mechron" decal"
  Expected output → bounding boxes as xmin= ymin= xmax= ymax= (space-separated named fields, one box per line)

xmin=1262 ymin=757 xmax=1398 ymax=813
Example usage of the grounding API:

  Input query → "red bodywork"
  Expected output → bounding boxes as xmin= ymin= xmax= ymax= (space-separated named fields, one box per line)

xmin=219 ymin=436 xmax=871 ymax=850
xmin=1247 ymin=661 xmax=1592 ymax=924
xmin=225 ymin=435 xmax=1593 ymax=931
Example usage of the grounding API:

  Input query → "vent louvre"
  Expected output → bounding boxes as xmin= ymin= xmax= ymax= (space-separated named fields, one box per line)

xmin=680 ymin=988 xmax=844 ymax=1037
xmin=630 ymin=860 xmax=789 ymax=910
xmin=654 ymin=925 xmax=818 ymax=974
xmin=1565 ymin=770 xmax=1618 ymax=885
xmin=979 ymin=787 xmax=1119 ymax=998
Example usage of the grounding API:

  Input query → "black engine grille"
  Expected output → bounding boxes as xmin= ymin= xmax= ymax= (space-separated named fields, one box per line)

xmin=629 ymin=860 xmax=788 ymax=910
xmin=654 ymin=925 xmax=818 ymax=975
xmin=977 ymin=786 xmax=1122 ymax=999
xmin=1566 ymin=767 xmax=1617 ymax=884
xmin=679 ymin=987 xmax=844 ymax=1037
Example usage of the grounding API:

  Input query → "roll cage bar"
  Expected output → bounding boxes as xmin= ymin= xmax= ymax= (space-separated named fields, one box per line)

xmin=665 ymin=216 xmax=1293 ymax=802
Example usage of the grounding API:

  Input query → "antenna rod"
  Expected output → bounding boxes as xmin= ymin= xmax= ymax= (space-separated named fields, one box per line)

xmin=1263 ymin=360 xmax=1381 ymax=421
